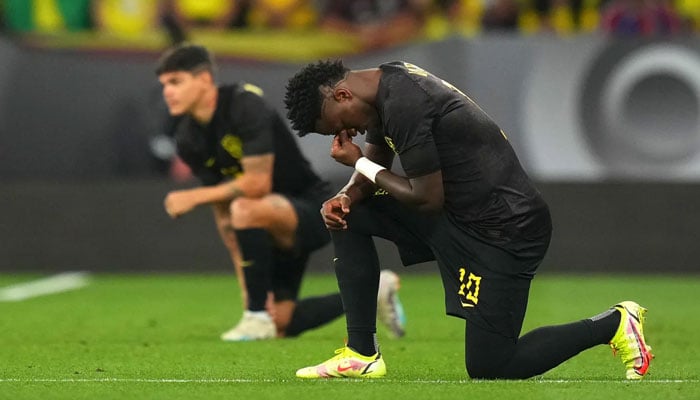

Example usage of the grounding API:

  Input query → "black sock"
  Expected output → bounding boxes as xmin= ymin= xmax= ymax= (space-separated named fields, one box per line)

xmin=587 ymin=308 xmax=621 ymax=343
xmin=236 ymin=228 xmax=273 ymax=312
xmin=332 ymin=229 xmax=380 ymax=356
xmin=284 ymin=293 xmax=344 ymax=337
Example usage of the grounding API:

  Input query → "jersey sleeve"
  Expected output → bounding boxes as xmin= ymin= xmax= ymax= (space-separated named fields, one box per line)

xmin=398 ymin=137 xmax=441 ymax=178
xmin=230 ymin=88 xmax=275 ymax=156
xmin=383 ymin=78 xmax=441 ymax=178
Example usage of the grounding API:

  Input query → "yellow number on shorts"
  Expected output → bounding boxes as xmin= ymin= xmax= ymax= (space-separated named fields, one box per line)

xmin=458 ymin=268 xmax=481 ymax=308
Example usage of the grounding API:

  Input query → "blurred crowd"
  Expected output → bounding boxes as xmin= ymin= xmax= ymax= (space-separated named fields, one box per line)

xmin=0 ymin=0 xmax=697 ymax=51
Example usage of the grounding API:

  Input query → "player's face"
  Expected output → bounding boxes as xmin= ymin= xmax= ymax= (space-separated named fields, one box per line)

xmin=315 ymin=91 xmax=371 ymax=137
xmin=158 ymin=71 xmax=207 ymax=116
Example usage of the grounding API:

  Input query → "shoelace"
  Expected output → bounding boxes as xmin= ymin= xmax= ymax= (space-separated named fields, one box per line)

xmin=330 ymin=347 xmax=349 ymax=361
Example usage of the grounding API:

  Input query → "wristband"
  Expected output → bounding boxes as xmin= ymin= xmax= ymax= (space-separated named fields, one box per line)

xmin=355 ymin=157 xmax=386 ymax=183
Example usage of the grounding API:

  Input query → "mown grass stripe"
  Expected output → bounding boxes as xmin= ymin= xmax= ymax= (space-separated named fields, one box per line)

xmin=0 ymin=272 xmax=90 ymax=302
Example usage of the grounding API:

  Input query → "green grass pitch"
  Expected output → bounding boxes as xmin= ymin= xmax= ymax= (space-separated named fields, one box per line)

xmin=1 ymin=272 xmax=698 ymax=399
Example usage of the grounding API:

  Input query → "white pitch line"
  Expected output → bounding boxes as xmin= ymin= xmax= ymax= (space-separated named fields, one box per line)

xmin=0 ymin=378 xmax=696 ymax=384
xmin=0 ymin=272 xmax=91 ymax=302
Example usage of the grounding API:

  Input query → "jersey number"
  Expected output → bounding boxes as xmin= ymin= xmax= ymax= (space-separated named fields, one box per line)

xmin=457 ymin=268 xmax=481 ymax=308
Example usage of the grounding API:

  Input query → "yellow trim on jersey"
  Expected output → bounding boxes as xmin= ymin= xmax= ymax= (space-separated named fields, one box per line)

xmin=383 ymin=137 xmax=397 ymax=154
xmin=242 ymin=83 xmax=264 ymax=97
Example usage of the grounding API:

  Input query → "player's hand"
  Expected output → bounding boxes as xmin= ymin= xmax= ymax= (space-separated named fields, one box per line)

xmin=331 ymin=129 xmax=363 ymax=167
xmin=320 ymin=193 xmax=351 ymax=230
xmin=164 ymin=190 xmax=197 ymax=218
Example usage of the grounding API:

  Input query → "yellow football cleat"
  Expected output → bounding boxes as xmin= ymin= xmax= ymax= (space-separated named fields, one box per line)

xmin=609 ymin=301 xmax=654 ymax=380
xmin=296 ymin=346 xmax=386 ymax=379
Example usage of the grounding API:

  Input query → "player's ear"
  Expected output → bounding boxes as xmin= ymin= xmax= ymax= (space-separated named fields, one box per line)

xmin=195 ymin=70 xmax=213 ymax=85
xmin=333 ymin=87 xmax=352 ymax=102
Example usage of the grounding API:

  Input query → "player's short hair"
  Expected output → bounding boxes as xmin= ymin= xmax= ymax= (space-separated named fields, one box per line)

xmin=284 ymin=59 xmax=349 ymax=137
xmin=155 ymin=43 xmax=215 ymax=76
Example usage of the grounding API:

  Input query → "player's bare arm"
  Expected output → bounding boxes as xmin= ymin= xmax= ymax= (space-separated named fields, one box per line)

xmin=164 ymin=153 xmax=274 ymax=218
xmin=237 ymin=153 xmax=274 ymax=198
xmin=376 ymin=170 xmax=444 ymax=212
xmin=331 ymin=130 xmax=444 ymax=213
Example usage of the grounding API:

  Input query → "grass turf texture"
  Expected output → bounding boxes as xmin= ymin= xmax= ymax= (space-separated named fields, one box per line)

xmin=1 ymin=273 xmax=698 ymax=399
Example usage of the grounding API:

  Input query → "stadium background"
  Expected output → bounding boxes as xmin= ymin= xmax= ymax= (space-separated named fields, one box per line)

xmin=0 ymin=1 xmax=699 ymax=275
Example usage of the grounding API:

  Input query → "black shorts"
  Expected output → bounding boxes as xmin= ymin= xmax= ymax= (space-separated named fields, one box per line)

xmin=345 ymin=193 xmax=551 ymax=338
xmin=432 ymin=222 xmax=548 ymax=338
xmin=273 ymin=181 xmax=332 ymax=301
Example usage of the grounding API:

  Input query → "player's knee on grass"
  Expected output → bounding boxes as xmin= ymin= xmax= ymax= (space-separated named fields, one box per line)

xmin=465 ymin=324 xmax=520 ymax=379
xmin=466 ymin=357 xmax=506 ymax=380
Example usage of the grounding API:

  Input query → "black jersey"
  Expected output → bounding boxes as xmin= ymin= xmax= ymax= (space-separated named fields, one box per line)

xmin=367 ymin=61 xmax=551 ymax=248
xmin=174 ymin=83 xmax=326 ymax=195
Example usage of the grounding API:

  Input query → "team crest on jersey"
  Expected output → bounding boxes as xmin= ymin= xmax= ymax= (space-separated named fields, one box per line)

xmin=221 ymin=134 xmax=243 ymax=159
xmin=384 ymin=136 xmax=398 ymax=154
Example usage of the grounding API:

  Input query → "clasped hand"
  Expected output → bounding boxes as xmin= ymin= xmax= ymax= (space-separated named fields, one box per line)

xmin=320 ymin=193 xmax=351 ymax=230
xmin=321 ymin=130 xmax=364 ymax=229
xmin=330 ymin=129 xmax=363 ymax=166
